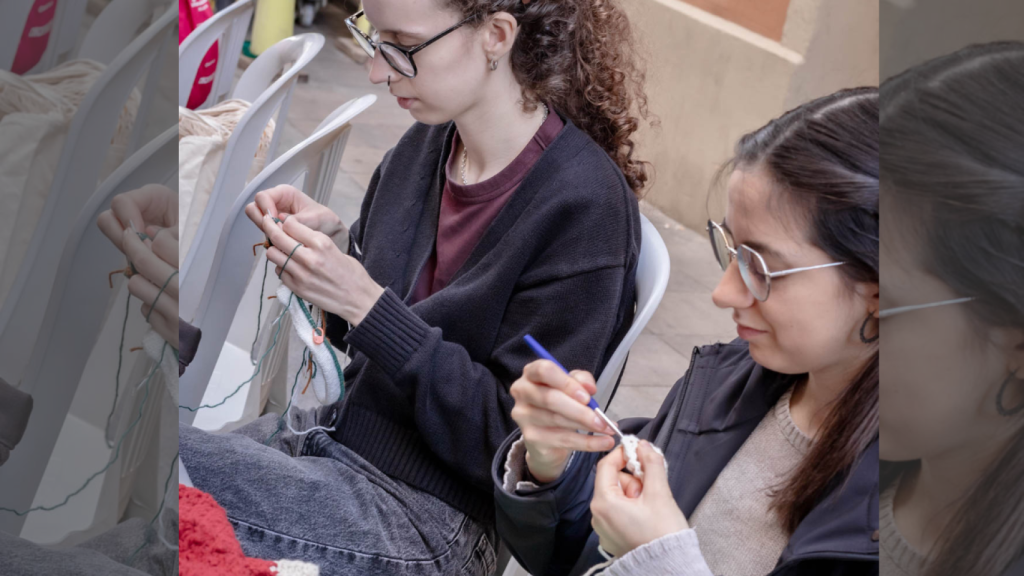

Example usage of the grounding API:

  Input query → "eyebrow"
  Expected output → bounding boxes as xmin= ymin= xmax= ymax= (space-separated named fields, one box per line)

xmin=720 ymin=220 xmax=788 ymax=263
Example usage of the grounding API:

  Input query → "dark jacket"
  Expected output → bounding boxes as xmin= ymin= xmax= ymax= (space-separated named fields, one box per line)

xmin=324 ymin=115 xmax=641 ymax=524
xmin=492 ymin=341 xmax=879 ymax=576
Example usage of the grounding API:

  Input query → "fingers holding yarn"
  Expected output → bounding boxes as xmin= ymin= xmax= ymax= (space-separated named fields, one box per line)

xmin=140 ymin=300 xmax=179 ymax=349
xmin=129 ymin=273 xmax=177 ymax=325
xmin=123 ymin=229 xmax=178 ymax=301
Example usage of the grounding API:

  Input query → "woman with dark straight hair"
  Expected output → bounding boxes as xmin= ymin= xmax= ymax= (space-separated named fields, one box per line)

xmin=492 ymin=86 xmax=879 ymax=576
xmin=879 ymin=41 xmax=1024 ymax=576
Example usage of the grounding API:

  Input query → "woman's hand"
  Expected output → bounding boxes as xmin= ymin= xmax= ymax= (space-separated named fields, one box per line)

xmin=96 ymin=184 xmax=180 ymax=348
xmin=96 ymin=184 xmax=177 ymax=253
xmin=261 ymin=215 xmax=383 ymax=326
xmin=590 ymin=440 xmax=689 ymax=557
xmin=245 ymin=185 xmax=349 ymax=251
xmin=509 ymin=360 xmax=618 ymax=484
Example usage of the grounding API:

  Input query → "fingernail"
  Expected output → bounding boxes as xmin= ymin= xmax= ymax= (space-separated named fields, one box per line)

xmin=574 ymin=390 xmax=590 ymax=404
xmin=593 ymin=416 xmax=605 ymax=430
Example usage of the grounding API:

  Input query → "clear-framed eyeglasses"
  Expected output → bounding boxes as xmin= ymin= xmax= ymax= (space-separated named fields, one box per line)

xmin=706 ymin=219 xmax=845 ymax=302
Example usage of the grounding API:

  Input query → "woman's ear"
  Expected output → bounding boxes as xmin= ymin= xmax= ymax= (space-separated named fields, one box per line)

xmin=481 ymin=12 xmax=519 ymax=63
xmin=857 ymin=282 xmax=880 ymax=318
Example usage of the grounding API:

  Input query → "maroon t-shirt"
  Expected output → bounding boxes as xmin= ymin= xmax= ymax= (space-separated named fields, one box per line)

xmin=411 ymin=110 xmax=564 ymax=303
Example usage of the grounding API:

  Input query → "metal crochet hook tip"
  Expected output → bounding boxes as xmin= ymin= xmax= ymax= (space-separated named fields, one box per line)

xmin=594 ymin=407 xmax=624 ymax=444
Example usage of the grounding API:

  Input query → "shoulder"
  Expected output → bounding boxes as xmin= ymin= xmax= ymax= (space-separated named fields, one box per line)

xmin=518 ymin=118 xmax=641 ymax=269
xmin=538 ymin=118 xmax=637 ymax=217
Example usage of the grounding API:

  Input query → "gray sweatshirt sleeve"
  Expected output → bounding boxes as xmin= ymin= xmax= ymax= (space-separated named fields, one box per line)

xmin=596 ymin=529 xmax=716 ymax=576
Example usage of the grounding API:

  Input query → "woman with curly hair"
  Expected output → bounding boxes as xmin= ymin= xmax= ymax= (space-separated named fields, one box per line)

xmin=178 ymin=0 xmax=648 ymax=574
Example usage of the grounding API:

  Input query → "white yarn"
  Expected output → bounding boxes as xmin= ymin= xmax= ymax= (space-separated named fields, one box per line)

xmin=277 ymin=285 xmax=343 ymax=405
xmin=142 ymin=328 xmax=177 ymax=401
xmin=271 ymin=559 xmax=320 ymax=576
xmin=619 ymin=435 xmax=666 ymax=481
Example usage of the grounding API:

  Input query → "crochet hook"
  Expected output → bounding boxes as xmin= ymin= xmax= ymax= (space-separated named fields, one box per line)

xmin=522 ymin=334 xmax=623 ymax=443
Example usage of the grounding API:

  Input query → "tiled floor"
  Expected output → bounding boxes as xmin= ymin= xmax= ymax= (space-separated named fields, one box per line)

xmin=273 ymin=15 xmax=737 ymax=422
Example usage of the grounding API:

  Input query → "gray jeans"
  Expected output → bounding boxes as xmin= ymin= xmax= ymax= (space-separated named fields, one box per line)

xmin=179 ymin=404 xmax=497 ymax=576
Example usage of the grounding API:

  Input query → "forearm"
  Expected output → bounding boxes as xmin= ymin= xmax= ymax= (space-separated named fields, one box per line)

xmin=601 ymin=530 xmax=715 ymax=576
xmin=494 ymin=431 xmax=605 ymax=576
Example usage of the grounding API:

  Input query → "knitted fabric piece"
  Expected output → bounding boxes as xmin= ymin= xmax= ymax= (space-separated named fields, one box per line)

xmin=179 ymin=485 xmax=319 ymax=576
xmin=279 ymin=285 xmax=343 ymax=405
xmin=620 ymin=435 xmax=666 ymax=481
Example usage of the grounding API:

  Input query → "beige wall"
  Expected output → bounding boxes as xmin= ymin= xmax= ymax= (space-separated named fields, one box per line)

xmin=631 ymin=0 xmax=879 ymax=231
xmin=880 ymin=0 xmax=1024 ymax=80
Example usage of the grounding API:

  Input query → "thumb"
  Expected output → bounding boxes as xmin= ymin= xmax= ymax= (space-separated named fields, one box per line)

xmin=637 ymin=440 xmax=671 ymax=497
xmin=594 ymin=445 xmax=628 ymax=498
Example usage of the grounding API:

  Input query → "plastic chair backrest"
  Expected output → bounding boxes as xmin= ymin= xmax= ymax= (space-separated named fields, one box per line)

xmin=230 ymin=32 xmax=325 ymax=161
xmin=178 ymin=0 xmax=254 ymax=109
xmin=44 ymin=0 xmax=90 ymax=70
xmin=79 ymin=0 xmax=157 ymax=66
xmin=178 ymin=33 xmax=324 ymax=318
xmin=0 ymin=0 xmax=36 ymax=71
xmin=593 ymin=214 xmax=671 ymax=408
xmin=178 ymin=94 xmax=376 ymax=424
xmin=0 ymin=6 xmax=176 ymax=391
xmin=0 ymin=126 xmax=177 ymax=538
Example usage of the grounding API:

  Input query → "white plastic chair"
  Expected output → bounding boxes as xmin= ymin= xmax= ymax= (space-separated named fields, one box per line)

xmin=0 ymin=0 xmax=37 ymax=72
xmin=0 ymin=125 xmax=177 ymax=538
xmin=36 ymin=0 xmax=90 ymax=72
xmin=179 ymin=94 xmax=376 ymax=426
xmin=78 ymin=0 xmax=162 ymax=67
xmin=178 ymin=0 xmax=255 ymax=110
xmin=594 ymin=214 xmax=671 ymax=407
xmin=178 ymin=33 xmax=325 ymax=322
xmin=0 ymin=6 xmax=177 ymax=396
xmin=492 ymin=214 xmax=670 ymax=576
xmin=230 ymin=32 xmax=325 ymax=162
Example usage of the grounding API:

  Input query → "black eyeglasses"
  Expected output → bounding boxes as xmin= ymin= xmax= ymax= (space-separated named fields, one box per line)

xmin=345 ymin=9 xmax=475 ymax=78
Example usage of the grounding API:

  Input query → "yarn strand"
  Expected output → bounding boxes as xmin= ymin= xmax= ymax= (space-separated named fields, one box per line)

xmin=0 ymin=344 xmax=168 ymax=516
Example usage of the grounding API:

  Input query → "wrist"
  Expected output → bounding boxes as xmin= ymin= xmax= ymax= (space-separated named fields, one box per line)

xmin=345 ymin=281 xmax=385 ymax=327
xmin=525 ymin=448 xmax=570 ymax=484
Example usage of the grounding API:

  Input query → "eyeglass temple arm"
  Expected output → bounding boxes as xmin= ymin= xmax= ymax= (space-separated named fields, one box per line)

xmin=767 ymin=261 xmax=845 ymax=279
xmin=879 ymin=297 xmax=975 ymax=319
xmin=409 ymin=13 xmax=477 ymax=55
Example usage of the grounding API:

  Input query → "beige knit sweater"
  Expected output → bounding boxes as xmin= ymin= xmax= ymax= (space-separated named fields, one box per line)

xmin=879 ymin=479 xmax=927 ymax=576
xmin=686 ymin=387 xmax=812 ymax=576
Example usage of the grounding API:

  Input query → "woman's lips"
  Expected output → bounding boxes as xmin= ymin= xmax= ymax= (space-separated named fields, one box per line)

xmin=736 ymin=323 xmax=767 ymax=340
xmin=396 ymin=96 xmax=415 ymax=109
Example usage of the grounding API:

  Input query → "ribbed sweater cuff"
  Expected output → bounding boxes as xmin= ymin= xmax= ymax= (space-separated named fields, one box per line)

xmin=602 ymin=530 xmax=714 ymax=576
xmin=344 ymin=288 xmax=431 ymax=377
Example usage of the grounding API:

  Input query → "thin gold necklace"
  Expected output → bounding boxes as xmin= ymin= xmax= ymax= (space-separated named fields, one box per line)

xmin=461 ymin=103 xmax=549 ymax=186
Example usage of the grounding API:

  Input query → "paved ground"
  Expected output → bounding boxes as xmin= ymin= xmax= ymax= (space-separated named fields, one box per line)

xmin=272 ymin=13 xmax=737 ymax=422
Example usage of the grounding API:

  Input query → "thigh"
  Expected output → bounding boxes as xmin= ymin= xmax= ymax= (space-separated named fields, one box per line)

xmin=179 ymin=421 xmax=495 ymax=576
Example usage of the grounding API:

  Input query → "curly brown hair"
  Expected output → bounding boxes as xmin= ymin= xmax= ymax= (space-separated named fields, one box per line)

xmin=444 ymin=0 xmax=652 ymax=195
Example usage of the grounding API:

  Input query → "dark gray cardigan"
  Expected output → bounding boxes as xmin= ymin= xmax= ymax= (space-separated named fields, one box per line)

xmin=324 ymin=115 xmax=641 ymax=523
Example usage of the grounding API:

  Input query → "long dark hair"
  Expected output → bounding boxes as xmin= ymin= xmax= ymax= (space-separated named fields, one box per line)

xmin=722 ymin=87 xmax=880 ymax=533
xmin=881 ymin=41 xmax=1024 ymax=576
xmin=444 ymin=0 xmax=652 ymax=195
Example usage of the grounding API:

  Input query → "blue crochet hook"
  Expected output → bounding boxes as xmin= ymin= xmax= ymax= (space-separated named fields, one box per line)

xmin=522 ymin=334 xmax=623 ymax=442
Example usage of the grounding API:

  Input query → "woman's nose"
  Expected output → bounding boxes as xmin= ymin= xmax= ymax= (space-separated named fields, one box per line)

xmin=367 ymin=50 xmax=392 ymax=85
xmin=711 ymin=259 xmax=755 ymax=310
